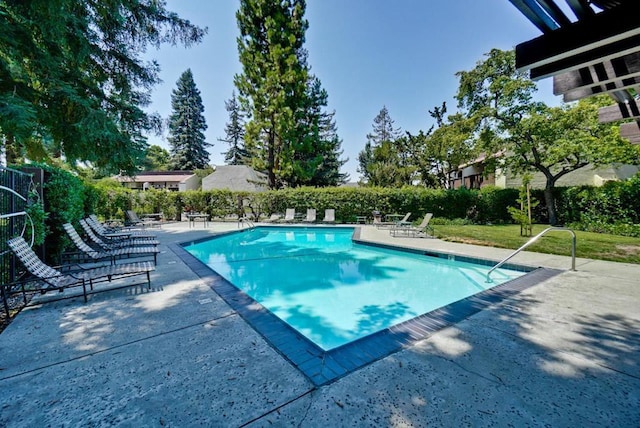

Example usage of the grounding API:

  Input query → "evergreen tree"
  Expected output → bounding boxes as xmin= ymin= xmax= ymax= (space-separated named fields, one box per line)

xmin=219 ymin=91 xmax=249 ymax=165
xmin=358 ymin=106 xmax=403 ymax=184
xmin=367 ymin=106 xmax=402 ymax=146
xmin=168 ymin=69 xmax=210 ymax=170
xmin=0 ymin=0 xmax=205 ymax=172
xmin=288 ymin=75 xmax=348 ymax=187
xmin=235 ymin=0 xmax=310 ymax=188
xmin=311 ymin=109 xmax=349 ymax=186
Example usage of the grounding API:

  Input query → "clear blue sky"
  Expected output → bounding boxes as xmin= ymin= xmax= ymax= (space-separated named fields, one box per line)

xmin=144 ymin=0 xmax=562 ymax=180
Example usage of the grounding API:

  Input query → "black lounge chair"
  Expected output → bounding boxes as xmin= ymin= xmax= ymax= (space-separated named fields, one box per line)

xmin=79 ymin=219 xmax=159 ymax=248
xmin=63 ymin=223 xmax=159 ymax=265
xmin=86 ymin=215 xmax=156 ymax=239
xmin=3 ymin=237 xmax=154 ymax=313
xmin=125 ymin=210 xmax=162 ymax=228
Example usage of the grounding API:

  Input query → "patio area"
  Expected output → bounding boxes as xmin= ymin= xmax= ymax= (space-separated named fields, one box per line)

xmin=0 ymin=222 xmax=638 ymax=426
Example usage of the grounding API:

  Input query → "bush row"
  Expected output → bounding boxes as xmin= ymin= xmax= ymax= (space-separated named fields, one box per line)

xmin=16 ymin=164 xmax=640 ymax=265
xmin=89 ymin=182 xmax=520 ymax=225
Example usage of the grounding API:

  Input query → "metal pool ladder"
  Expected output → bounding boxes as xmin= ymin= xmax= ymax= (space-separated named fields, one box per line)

xmin=238 ymin=216 xmax=255 ymax=229
xmin=486 ymin=227 xmax=576 ymax=283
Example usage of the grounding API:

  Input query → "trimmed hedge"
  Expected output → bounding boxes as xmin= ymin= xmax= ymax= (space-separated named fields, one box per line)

xmin=21 ymin=163 xmax=639 ymax=264
xmin=88 ymin=185 xmax=521 ymax=225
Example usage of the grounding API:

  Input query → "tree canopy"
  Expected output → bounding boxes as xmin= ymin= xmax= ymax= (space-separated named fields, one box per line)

xmin=235 ymin=0 xmax=346 ymax=188
xmin=168 ymin=69 xmax=210 ymax=170
xmin=0 ymin=0 xmax=206 ymax=173
xmin=456 ymin=48 xmax=639 ymax=224
xmin=358 ymin=106 xmax=407 ymax=185
xmin=219 ymin=91 xmax=249 ymax=166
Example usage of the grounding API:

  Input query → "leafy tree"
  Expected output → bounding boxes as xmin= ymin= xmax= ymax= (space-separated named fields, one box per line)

xmin=235 ymin=0 xmax=310 ymax=189
xmin=456 ymin=49 xmax=639 ymax=224
xmin=498 ymin=99 xmax=638 ymax=224
xmin=0 ymin=0 xmax=206 ymax=172
xmin=219 ymin=91 xmax=249 ymax=165
xmin=142 ymin=145 xmax=170 ymax=171
xmin=415 ymin=104 xmax=478 ymax=189
xmin=168 ymin=69 xmax=210 ymax=170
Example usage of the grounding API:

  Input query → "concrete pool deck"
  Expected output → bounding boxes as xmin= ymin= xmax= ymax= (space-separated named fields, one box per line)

xmin=0 ymin=222 xmax=638 ymax=426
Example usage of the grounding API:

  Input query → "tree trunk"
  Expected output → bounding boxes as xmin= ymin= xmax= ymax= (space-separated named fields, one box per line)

xmin=543 ymin=183 xmax=558 ymax=226
xmin=267 ymin=127 xmax=276 ymax=189
xmin=4 ymin=134 xmax=20 ymax=165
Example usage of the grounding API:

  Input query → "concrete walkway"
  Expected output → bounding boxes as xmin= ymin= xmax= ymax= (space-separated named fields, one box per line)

xmin=0 ymin=223 xmax=638 ymax=426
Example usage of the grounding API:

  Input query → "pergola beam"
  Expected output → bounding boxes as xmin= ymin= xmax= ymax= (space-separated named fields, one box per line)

xmin=598 ymin=99 xmax=640 ymax=123
xmin=515 ymin=3 xmax=640 ymax=74
xmin=619 ymin=121 xmax=640 ymax=144
xmin=562 ymin=77 xmax=640 ymax=102
xmin=553 ymin=52 xmax=640 ymax=94
xmin=528 ymin=35 xmax=640 ymax=80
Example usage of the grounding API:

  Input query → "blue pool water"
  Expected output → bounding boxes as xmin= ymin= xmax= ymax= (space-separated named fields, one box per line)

xmin=185 ymin=227 xmax=525 ymax=350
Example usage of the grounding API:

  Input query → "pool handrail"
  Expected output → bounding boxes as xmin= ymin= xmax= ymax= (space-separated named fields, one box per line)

xmin=486 ymin=226 xmax=576 ymax=283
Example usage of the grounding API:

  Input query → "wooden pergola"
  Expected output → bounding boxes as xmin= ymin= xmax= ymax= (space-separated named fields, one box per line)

xmin=509 ymin=0 xmax=640 ymax=143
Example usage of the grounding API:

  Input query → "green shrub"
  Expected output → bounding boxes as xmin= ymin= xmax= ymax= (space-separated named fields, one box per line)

xmin=24 ymin=163 xmax=87 ymax=262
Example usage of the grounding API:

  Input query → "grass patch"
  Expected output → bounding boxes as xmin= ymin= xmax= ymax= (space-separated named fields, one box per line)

xmin=433 ymin=224 xmax=640 ymax=264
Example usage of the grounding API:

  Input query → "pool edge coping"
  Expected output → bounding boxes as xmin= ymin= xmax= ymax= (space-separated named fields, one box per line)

xmin=172 ymin=226 xmax=563 ymax=386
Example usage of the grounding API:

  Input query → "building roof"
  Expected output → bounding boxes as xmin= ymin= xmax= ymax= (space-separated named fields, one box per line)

xmin=202 ymin=165 xmax=268 ymax=192
xmin=114 ymin=171 xmax=195 ymax=183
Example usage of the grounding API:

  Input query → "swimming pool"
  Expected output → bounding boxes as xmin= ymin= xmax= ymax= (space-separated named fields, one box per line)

xmin=178 ymin=226 xmax=559 ymax=384
xmin=184 ymin=227 xmax=527 ymax=350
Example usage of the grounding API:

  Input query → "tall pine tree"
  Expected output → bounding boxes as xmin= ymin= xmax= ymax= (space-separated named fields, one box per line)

xmin=235 ymin=0 xmax=309 ymax=188
xmin=358 ymin=106 xmax=403 ymax=184
xmin=168 ymin=69 xmax=210 ymax=170
xmin=219 ymin=91 xmax=249 ymax=165
xmin=235 ymin=0 xmax=345 ymax=188
xmin=301 ymin=76 xmax=348 ymax=186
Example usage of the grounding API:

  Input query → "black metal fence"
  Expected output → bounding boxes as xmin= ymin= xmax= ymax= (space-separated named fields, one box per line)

xmin=1 ymin=166 xmax=33 ymax=313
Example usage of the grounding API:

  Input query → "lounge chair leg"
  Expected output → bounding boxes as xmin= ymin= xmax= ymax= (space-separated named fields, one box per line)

xmin=83 ymin=279 xmax=88 ymax=303
xmin=1 ymin=285 xmax=9 ymax=318
xmin=146 ymin=271 xmax=151 ymax=290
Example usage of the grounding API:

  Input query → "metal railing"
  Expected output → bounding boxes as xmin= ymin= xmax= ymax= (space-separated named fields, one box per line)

xmin=486 ymin=226 xmax=576 ymax=283
xmin=237 ymin=216 xmax=255 ymax=229
xmin=1 ymin=167 xmax=35 ymax=316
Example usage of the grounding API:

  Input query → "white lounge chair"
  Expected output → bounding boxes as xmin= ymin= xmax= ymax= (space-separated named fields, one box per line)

xmin=302 ymin=209 xmax=316 ymax=223
xmin=322 ymin=209 xmax=335 ymax=224
xmin=391 ymin=213 xmax=434 ymax=237
xmin=282 ymin=208 xmax=296 ymax=223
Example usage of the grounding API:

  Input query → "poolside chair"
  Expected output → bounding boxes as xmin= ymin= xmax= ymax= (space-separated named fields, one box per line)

xmin=374 ymin=212 xmax=411 ymax=229
xmin=302 ymin=208 xmax=316 ymax=223
xmin=79 ymin=219 xmax=159 ymax=249
xmin=263 ymin=214 xmax=281 ymax=223
xmin=281 ymin=208 xmax=296 ymax=223
xmin=125 ymin=210 xmax=162 ymax=228
xmin=321 ymin=209 xmax=336 ymax=224
xmin=63 ymin=223 xmax=159 ymax=265
xmin=396 ymin=212 xmax=412 ymax=226
xmin=390 ymin=213 xmax=434 ymax=238
xmin=5 ymin=236 xmax=154 ymax=309
xmin=87 ymin=215 xmax=156 ymax=239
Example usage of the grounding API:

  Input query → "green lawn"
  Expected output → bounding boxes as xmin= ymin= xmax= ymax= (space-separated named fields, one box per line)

xmin=432 ymin=224 xmax=640 ymax=264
